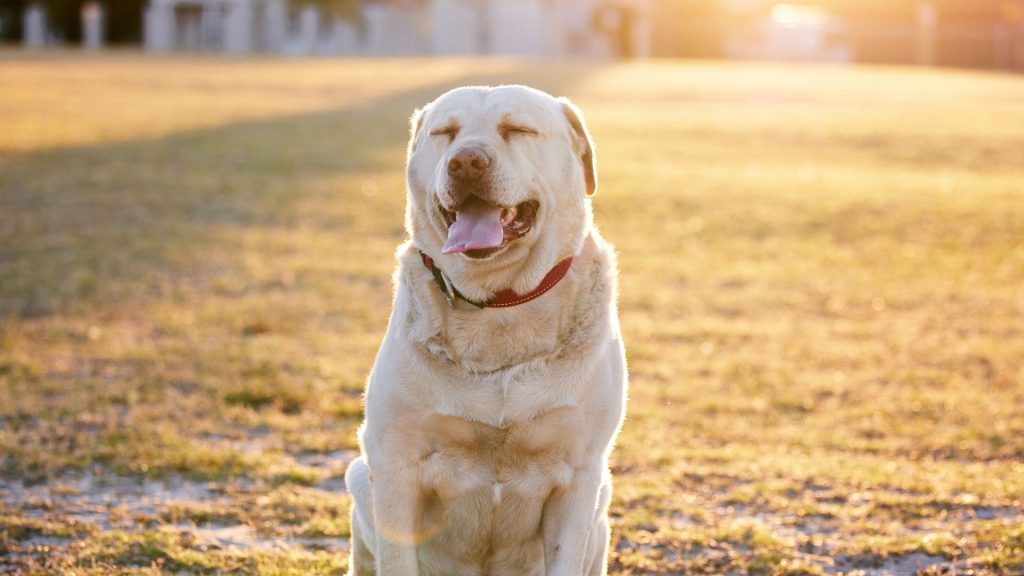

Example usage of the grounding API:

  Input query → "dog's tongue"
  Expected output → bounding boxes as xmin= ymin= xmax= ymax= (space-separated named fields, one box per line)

xmin=442 ymin=197 xmax=505 ymax=254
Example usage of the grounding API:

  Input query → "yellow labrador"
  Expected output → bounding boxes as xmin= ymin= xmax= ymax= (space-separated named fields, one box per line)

xmin=346 ymin=85 xmax=628 ymax=576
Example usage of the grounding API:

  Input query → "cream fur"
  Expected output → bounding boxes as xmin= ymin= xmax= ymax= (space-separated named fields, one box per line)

xmin=346 ymin=85 xmax=628 ymax=576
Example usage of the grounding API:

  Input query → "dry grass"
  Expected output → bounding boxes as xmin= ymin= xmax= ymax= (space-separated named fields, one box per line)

xmin=1 ymin=52 xmax=1022 ymax=574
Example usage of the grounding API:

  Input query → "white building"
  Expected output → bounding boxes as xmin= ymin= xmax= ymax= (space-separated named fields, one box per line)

xmin=144 ymin=0 xmax=288 ymax=52
xmin=140 ymin=0 xmax=652 ymax=57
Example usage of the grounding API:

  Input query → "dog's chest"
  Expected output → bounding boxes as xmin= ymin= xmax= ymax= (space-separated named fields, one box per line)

xmin=439 ymin=305 xmax=563 ymax=372
xmin=418 ymin=406 xmax=585 ymax=502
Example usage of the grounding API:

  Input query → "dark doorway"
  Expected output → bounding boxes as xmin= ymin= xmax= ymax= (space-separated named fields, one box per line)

xmin=47 ymin=0 xmax=87 ymax=43
xmin=106 ymin=0 xmax=144 ymax=43
xmin=28 ymin=0 xmax=144 ymax=45
xmin=0 ymin=0 xmax=26 ymax=43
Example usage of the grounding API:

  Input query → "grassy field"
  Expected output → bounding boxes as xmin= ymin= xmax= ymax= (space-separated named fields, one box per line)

xmin=1 ymin=52 xmax=1023 ymax=575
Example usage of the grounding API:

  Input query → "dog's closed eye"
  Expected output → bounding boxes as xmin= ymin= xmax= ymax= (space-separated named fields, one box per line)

xmin=499 ymin=123 xmax=539 ymax=140
xmin=430 ymin=125 xmax=459 ymax=143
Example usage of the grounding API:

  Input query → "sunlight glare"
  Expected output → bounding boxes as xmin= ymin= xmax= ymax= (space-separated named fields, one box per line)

xmin=771 ymin=4 xmax=829 ymax=28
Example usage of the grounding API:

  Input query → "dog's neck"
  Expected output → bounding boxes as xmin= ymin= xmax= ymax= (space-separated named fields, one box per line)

xmin=419 ymin=252 xmax=574 ymax=310
xmin=397 ymin=235 xmax=613 ymax=374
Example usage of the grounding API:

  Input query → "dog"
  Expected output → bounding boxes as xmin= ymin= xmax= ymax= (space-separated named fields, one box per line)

xmin=345 ymin=85 xmax=628 ymax=576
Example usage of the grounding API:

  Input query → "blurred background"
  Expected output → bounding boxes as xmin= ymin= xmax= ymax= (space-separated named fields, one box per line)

xmin=2 ymin=0 xmax=1023 ymax=574
xmin=3 ymin=0 xmax=1024 ymax=69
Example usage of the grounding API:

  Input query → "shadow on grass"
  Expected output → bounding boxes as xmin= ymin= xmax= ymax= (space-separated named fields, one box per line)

xmin=0 ymin=60 xmax=604 ymax=480
xmin=0 ymin=61 xmax=604 ymax=318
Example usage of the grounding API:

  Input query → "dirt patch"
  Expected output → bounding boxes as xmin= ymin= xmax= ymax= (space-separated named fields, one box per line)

xmin=1 ymin=471 xmax=216 ymax=530
xmin=830 ymin=552 xmax=950 ymax=575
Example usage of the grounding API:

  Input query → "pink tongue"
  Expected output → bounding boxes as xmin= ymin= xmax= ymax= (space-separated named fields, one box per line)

xmin=442 ymin=198 xmax=505 ymax=254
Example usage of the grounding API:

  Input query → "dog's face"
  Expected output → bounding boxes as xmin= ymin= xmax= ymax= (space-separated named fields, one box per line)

xmin=405 ymin=86 xmax=596 ymax=296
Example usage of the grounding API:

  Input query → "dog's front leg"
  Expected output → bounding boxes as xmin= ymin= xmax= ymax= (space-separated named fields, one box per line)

xmin=542 ymin=462 xmax=607 ymax=576
xmin=369 ymin=459 xmax=421 ymax=575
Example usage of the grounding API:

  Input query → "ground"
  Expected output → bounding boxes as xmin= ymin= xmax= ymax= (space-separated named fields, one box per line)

xmin=0 ymin=53 xmax=1022 ymax=575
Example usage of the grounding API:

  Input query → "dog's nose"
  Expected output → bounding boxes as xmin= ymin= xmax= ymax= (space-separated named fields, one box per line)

xmin=447 ymin=147 xmax=491 ymax=182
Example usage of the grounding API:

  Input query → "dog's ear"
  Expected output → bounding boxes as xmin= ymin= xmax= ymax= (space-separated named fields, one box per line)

xmin=559 ymin=98 xmax=597 ymax=197
xmin=409 ymin=106 xmax=426 ymax=153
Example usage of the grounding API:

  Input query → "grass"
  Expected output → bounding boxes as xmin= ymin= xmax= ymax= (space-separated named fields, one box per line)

xmin=1 ymin=52 xmax=1022 ymax=574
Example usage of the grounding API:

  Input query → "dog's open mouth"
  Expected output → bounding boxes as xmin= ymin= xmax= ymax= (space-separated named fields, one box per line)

xmin=440 ymin=195 xmax=538 ymax=259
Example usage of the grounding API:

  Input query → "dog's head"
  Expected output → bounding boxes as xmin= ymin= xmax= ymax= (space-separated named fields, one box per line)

xmin=405 ymin=85 xmax=597 ymax=299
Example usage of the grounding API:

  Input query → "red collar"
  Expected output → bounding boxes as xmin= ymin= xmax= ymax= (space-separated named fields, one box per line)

xmin=419 ymin=252 xmax=573 ymax=309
